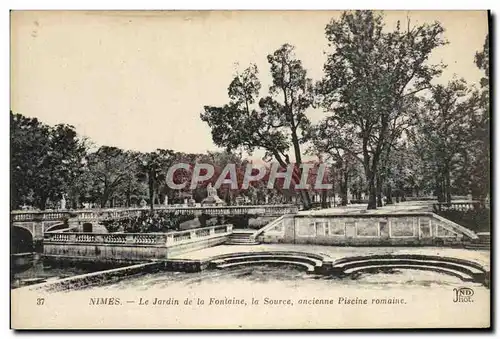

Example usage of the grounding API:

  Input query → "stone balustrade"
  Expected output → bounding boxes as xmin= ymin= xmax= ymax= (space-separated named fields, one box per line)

xmin=12 ymin=205 xmax=298 ymax=222
xmin=11 ymin=211 xmax=72 ymax=222
xmin=44 ymin=224 xmax=233 ymax=247
xmin=433 ymin=201 xmax=484 ymax=213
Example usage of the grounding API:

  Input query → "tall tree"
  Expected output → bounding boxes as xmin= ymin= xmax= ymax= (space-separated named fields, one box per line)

xmin=414 ymin=79 xmax=473 ymax=203
xmin=201 ymin=44 xmax=314 ymax=209
xmin=138 ymin=149 xmax=175 ymax=211
xmin=11 ymin=113 xmax=50 ymax=209
xmin=10 ymin=112 xmax=86 ymax=210
xmin=317 ymin=10 xmax=447 ymax=209
xmin=468 ymin=34 xmax=490 ymax=203
xmin=86 ymin=146 xmax=137 ymax=208
xmin=309 ymin=125 xmax=362 ymax=206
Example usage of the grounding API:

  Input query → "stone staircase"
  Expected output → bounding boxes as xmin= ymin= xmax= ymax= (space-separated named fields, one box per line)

xmin=208 ymin=251 xmax=324 ymax=273
xmin=464 ymin=232 xmax=490 ymax=250
xmin=329 ymin=254 xmax=489 ymax=286
xmin=205 ymin=251 xmax=489 ymax=286
xmin=225 ymin=229 xmax=260 ymax=245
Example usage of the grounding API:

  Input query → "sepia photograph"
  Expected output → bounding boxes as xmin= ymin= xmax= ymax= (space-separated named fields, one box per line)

xmin=9 ymin=9 xmax=491 ymax=329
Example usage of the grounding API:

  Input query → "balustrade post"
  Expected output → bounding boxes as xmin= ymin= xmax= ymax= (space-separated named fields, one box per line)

xmin=125 ymin=234 xmax=135 ymax=244
xmin=166 ymin=234 xmax=174 ymax=246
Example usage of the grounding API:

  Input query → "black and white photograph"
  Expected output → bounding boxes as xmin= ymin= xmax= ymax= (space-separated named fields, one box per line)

xmin=9 ymin=10 xmax=491 ymax=329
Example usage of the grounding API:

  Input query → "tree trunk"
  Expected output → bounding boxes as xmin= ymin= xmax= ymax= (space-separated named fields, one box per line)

xmin=376 ymin=175 xmax=383 ymax=207
xmin=386 ymin=184 xmax=393 ymax=205
xmin=367 ymin=171 xmax=377 ymax=210
xmin=320 ymin=190 xmax=328 ymax=208
xmin=341 ymin=171 xmax=348 ymax=206
xmin=436 ymin=177 xmax=445 ymax=202
xmin=39 ymin=194 xmax=48 ymax=211
xmin=363 ymin=139 xmax=380 ymax=210
xmin=148 ymin=172 xmax=154 ymax=212
xmin=445 ymin=169 xmax=452 ymax=203
xmin=100 ymin=191 xmax=108 ymax=208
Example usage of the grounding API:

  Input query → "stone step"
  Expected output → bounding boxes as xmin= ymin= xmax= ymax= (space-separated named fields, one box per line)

xmin=216 ymin=259 xmax=315 ymax=273
xmin=343 ymin=264 xmax=475 ymax=282
xmin=226 ymin=234 xmax=256 ymax=244
xmin=211 ymin=254 xmax=323 ymax=267
xmin=334 ymin=258 xmax=484 ymax=275
xmin=231 ymin=229 xmax=256 ymax=233
xmin=465 ymin=244 xmax=491 ymax=250
xmin=225 ymin=241 xmax=261 ymax=245
xmin=228 ymin=235 xmax=254 ymax=239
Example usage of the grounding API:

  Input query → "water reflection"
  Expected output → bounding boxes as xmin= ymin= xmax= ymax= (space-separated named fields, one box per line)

xmin=11 ymin=253 xmax=124 ymax=289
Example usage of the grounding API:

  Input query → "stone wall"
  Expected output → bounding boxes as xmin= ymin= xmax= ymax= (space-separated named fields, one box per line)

xmin=29 ymin=262 xmax=164 ymax=292
xmin=43 ymin=225 xmax=233 ymax=262
xmin=258 ymin=213 xmax=466 ymax=246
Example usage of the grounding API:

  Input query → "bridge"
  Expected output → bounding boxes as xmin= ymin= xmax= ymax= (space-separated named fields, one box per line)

xmin=10 ymin=205 xmax=299 ymax=250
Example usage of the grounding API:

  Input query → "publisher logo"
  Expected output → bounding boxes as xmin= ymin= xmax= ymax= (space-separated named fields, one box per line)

xmin=453 ymin=287 xmax=474 ymax=303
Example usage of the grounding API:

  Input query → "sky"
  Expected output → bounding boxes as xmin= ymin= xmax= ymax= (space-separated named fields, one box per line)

xmin=10 ymin=10 xmax=489 ymax=156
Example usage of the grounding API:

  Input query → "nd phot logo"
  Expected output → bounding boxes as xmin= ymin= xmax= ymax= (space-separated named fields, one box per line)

xmin=453 ymin=287 xmax=474 ymax=303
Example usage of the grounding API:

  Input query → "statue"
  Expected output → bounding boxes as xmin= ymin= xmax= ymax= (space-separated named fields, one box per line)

xmin=60 ymin=194 xmax=67 ymax=210
xmin=164 ymin=195 xmax=169 ymax=206
xmin=202 ymin=183 xmax=226 ymax=206
xmin=207 ymin=183 xmax=217 ymax=197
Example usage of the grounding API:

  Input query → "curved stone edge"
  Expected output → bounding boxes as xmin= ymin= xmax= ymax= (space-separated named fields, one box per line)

xmin=326 ymin=253 xmax=490 ymax=287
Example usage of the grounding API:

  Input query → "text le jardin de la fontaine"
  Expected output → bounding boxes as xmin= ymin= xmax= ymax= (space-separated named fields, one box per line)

xmin=89 ymin=296 xmax=406 ymax=307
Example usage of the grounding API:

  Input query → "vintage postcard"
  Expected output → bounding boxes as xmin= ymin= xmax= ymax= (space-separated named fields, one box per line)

xmin=10 ymin=10 xmax=490 ymax=329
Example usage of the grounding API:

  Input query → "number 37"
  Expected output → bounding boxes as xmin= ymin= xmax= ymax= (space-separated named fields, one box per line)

xmin=36 ymin=298 xmax=45 ymax=306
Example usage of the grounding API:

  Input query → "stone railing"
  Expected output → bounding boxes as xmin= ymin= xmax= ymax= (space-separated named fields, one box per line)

xmin=44 ymin=224 xmax=233 ymax=247
xmin=165 ymin=224 xmax=233 ymax=245
xmin=12 ymin=205 xmax=298 ymax=222
xmin=45 ymin=232 xmax=167 ymax=245
xmin=11 ymin=211 xmax=71 ymax=222
xmin=433 ymin=201 xmax=485 ymax=213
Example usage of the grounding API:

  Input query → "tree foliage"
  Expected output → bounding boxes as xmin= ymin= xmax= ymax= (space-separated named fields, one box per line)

xmin=11 ymin=112 xmax=86 ymax=209
xmin=11 ymin=11 xmax=490 ymax=216
xmin=317 ymin=10 xmax=447 ymax=209
xmin=201 ymin=44 xmax=314 ymax=209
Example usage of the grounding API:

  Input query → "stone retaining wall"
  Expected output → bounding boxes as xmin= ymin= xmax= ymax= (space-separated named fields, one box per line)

xmin=257 ymin=213 xmax=470 ymax=246
xmin=29 ymin=262 xmax=163 ymax=292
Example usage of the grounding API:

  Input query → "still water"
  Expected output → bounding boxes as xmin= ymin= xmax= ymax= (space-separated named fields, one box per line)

xmin=11 ymin=253 xmax=124 ymax=288
xmin=94 ymin=263 xmax=484 ymax=291
xmin=12 ymin=254 xmax=486 ymax=292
